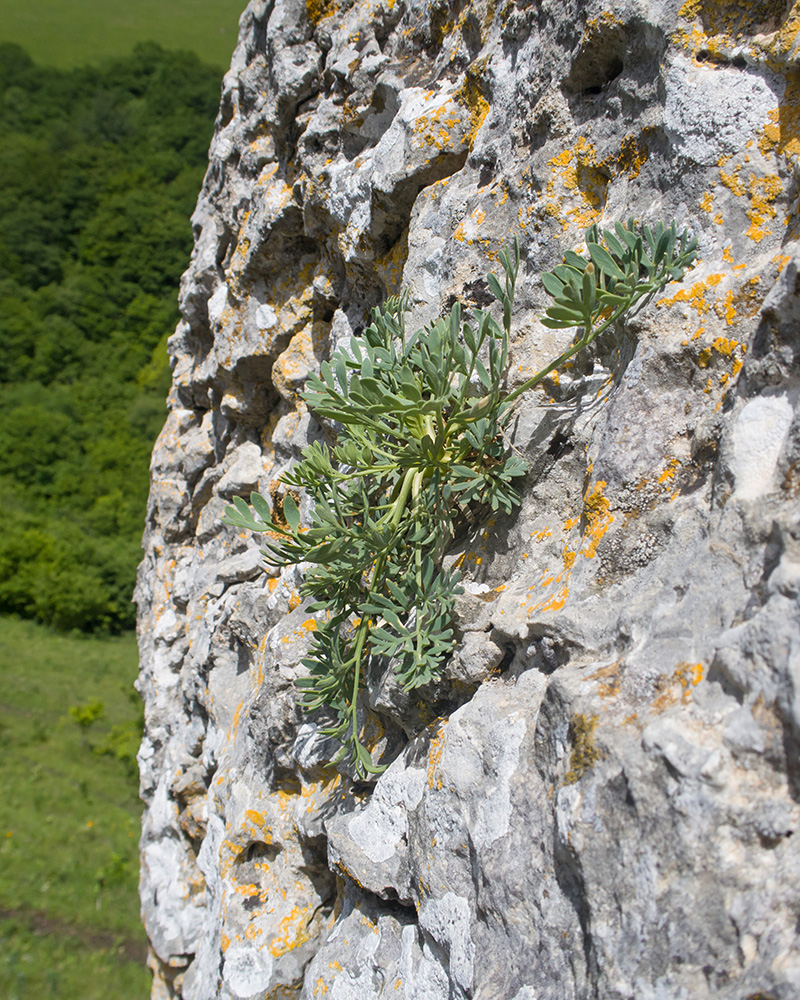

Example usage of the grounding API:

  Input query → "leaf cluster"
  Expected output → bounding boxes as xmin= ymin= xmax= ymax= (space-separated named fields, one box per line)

xmin=503 ymin=219 xmax=698 ymax=405
xmin=224 ymin=244 xmax=526 ymax=773
xmin=225 ymin=220 xmax=698 ymax=775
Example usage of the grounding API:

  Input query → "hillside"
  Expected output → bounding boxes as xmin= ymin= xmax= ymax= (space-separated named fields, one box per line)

xmin=0 ymin=43 xmax=221 ymax=632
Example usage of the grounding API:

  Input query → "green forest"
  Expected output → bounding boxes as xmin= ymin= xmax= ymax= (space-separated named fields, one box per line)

xmin=0 ymin=41 xmax=222 ymax=632
xmin=0 ymin=34 xmax=229 ymax=997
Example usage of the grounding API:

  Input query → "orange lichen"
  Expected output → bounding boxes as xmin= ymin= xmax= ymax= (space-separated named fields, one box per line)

xmin=651 ymin=661 xmax=704 ymax=712
xmin=713 ymin=277 xmax=764 ymax=325
xmin=453 ymin=207 xmax=487 ymax=244
xmin=759 ymin=72 xmax=800 ymax=160
xmin=306 ymin=0 xmax=335 ymax=25
xmin=543 ymin=137 xmax=609 ymax=231
xmin=235 ymin=883 xmax=261 ymax=898
xmin=588 ymin=661 xmax=622 ymax=700
xmin=719 ymin=165 xmax=745 ymax=197
xmin=412 ymin=99 xmax=463 ymax=150
xmin=657 ymin=273 xmax=724 ymax=314
xmin=581 ymin=480 xmax=614 ymax=559
xmin=744 ymin=174 xmax=782 ymax=242
xmin=456 ymin=61 xmax=490 ymax=149
xmin=615 ymin=133 xmax=650 ymax=178
xmin=269 ymin=905 xmax=312 ymax=957
xmin=427 ymin=722 xmax=447 ymax=790
xmin=773 ymin=253 xmax=792 ymax=273
xmin=657 ymin=458 xmax=680 ymax=484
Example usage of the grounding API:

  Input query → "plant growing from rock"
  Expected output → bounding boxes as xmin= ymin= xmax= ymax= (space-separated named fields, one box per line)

xmin=223 ymin=219 xmax=698 ymax=775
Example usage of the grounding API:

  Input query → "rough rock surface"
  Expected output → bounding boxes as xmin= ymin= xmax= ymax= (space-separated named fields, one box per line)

xmin=135 ymin=0 xmax=800 ymax=997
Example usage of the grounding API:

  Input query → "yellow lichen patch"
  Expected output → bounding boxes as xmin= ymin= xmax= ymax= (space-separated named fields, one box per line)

xmin=362 ymin=710 xmax=387 ymax=754
xmin=773 ymin=253 xmax=792 ymax=273
xmin=651 ymin=661 xmax=704 ymax=712
xmin=657 ymin=458 xmax=681 ymax=484
xmin=719 ymin=163 xmax=745 ymax=197
xmin=245 ymin=810 xmax=266 ymax=829
xmin=678 ymin=0 xmax=702 ymax=19
xmin=679 ymin=0 xmax=786 ymax=38
xmin=564 ymin=714 xmax=601 ymax=784
xmin=677 ymin=661 xmax=704 ymax=692
xmin=657 ymin=273 xmax=724 ymax=315
xmin=528 ymin=584 xmax=570 ymax=614
xmin=715 ymin=291 xmax=737 ymax=325
xmin=306 ymin=0 xmax=335 ymax=24
xmin=220 ymin=839 xmax=245 ymax=878
xmin=714 ymin=276 xmax=764 ymax=325
xmin=332 ymin=856 xmax=366 ymax=891
xmin=412 ymin=99 xmax=463 ymax=151
xmin=270 ymin=905 xmax=312 ymax=957
xmin=271 ymin=328 xmax=317 ymax=399
xmin=759 ymin=71 xmax=800 ymax=160
xmin=453 ymin=207 xmax=487 ymax=244
xmin=771 ymin=6 xmax=800 ymax=61
xmin=723 ymin=245 xmax=734 ymax=263
xmin=543 ymin=137 xmax=609 ymax=231
xmin=744 ymin=174 xmax=782 ymax=242
xmin=456 ymin=61 xmax=491 ymax=149
xmin=711 ymin=336 xmax=739 ymax=356
xmin=228 ymin=701 xmax=245 ymax=741
xmin=588 ymin=662 xmax=621 ymax=700
xmin=615 ymin=133 xmax=649 ymax=179
xmin=700 ymin=191 xmax=715 ymax=212
xmin=427 ymin=722 xmax=447 ymax=790
xmin=235 ymin=883 xmax=261 ymax=898
xmin=580 ymin=480 xmax=614 ymax=559
xmin=520 ymin=478 xmax=616 ymax=618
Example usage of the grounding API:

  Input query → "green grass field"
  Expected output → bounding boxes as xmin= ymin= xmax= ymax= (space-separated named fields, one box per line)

xmin=0 ymin=0 xmax=246 ymax=69
xmin=0 ymin=616 xmax=151 ymax=998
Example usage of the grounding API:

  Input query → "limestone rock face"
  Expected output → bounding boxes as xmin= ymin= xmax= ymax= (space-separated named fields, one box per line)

xmin=136 ymin=0 xmax=800 ymax=996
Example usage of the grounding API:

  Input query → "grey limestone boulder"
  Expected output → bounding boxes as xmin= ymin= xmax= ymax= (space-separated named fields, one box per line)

xmin=136 ymin=0 xmax=800 ymax=996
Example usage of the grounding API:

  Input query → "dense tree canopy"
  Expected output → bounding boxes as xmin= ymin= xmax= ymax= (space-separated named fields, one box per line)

xmin=0 ymin=42 xmax=221 ymax=631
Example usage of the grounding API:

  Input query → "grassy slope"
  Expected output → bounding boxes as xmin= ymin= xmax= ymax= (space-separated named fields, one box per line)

xmin=0 ymin=616 xmax=150 ymax=998
xmin=0 ymin=0 xmax=245 ymax=69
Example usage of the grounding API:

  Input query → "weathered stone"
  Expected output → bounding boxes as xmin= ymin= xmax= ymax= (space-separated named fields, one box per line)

xmin=136 ymin=0 xmax=800 ymax=996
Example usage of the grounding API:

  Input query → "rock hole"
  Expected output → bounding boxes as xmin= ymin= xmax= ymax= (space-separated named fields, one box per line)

xmin=218 ymin=91 xmax=234 ymax=129
xmin=564 ymin=32 xmax=625 ymax=96
xmin=547 ymin=432 xmax=574 ymax=459
xmin=463 ymin=277 xmax=494 ymax=308
xmin=497 ymin=644 xmax=516 ymax=675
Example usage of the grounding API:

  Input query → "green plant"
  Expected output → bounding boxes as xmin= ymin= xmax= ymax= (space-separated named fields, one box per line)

xmin=224 ymin=220 xmax=697 ymax=775
xmin=68 ymin=698 xmax=104 ymax=730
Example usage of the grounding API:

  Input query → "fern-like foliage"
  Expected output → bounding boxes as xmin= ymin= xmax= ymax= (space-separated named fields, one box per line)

xmin=223 ymin=220 xmax=698 ymax=775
